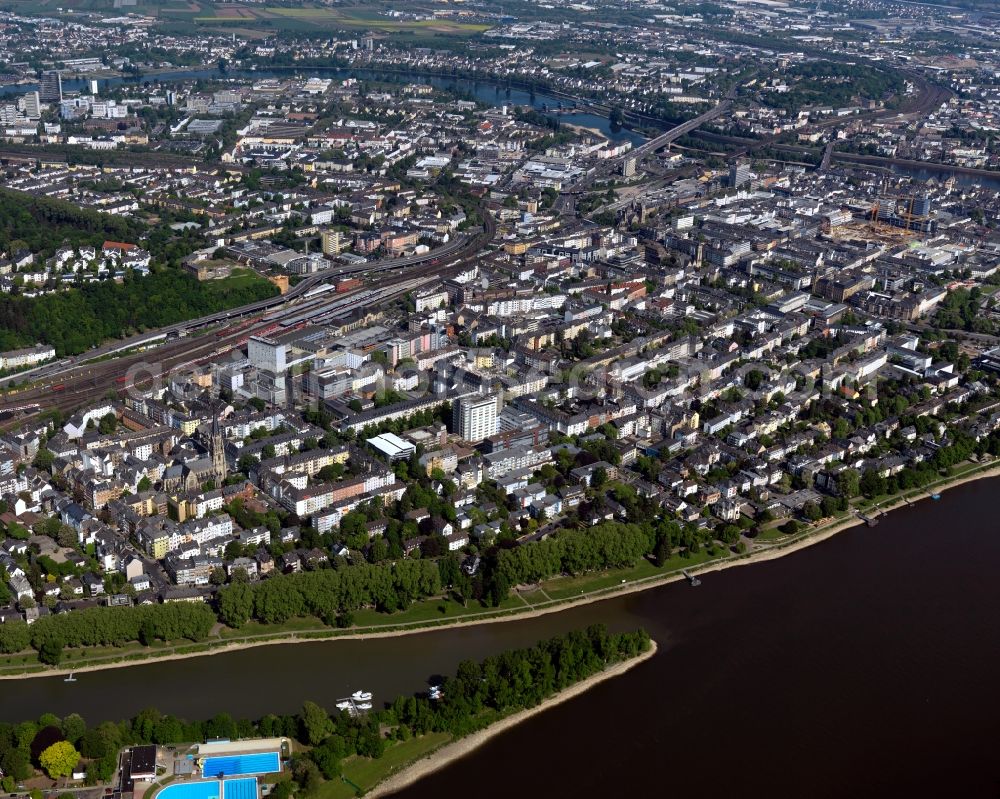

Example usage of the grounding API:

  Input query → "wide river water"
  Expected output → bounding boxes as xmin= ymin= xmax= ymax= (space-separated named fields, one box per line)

xmin=5 ymin=477 xmax=1000 ymax=796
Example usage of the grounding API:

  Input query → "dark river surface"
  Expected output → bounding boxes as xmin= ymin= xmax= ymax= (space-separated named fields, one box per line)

xmin=891 ymin=163 xmax=1000 ymax=193
xmin=5 ymin=477 xmax=1000 ymax=796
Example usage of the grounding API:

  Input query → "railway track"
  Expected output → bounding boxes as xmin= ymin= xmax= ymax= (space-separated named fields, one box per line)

xmin=0 ymin=212 xmax=495 ymax=428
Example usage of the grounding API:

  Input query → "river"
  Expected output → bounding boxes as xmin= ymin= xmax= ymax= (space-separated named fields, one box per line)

xmin=890 ymin=163 xmax=1000 ymax=193
xmin=5 ymin=477 xmax=1000 ymax=795
xmin=0 ymin=67 xmax=646 ymax=146
xmin=13 ymin=66 xmax=1000 ymax=193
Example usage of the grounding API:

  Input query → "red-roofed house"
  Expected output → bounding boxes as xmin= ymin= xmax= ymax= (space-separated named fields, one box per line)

xmin=103 ymin=241 xmax=138 ymax=256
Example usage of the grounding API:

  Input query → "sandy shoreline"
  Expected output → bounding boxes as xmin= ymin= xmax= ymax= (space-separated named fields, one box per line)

xmin=563 ymin=121 xmax=608 ymax=140
xmin=368 ymin=640 xmax=659 ymax=799
xmin=3 ymin=462 xmax=996 ymax=681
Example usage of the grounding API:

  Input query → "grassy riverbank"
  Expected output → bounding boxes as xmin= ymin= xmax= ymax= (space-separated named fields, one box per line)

xmin=0 ymin=549 xmax=710 ymax=678
xmin=1 ymin=458 xmax=996 ymax=680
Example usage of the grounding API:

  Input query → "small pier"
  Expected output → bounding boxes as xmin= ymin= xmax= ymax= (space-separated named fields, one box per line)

xmin=855 ymin=510 xmax=881 ymax=527
xmin=335 ymin=693 xmax=374 ymax=717
xmin=682 ymin=570 xmax=701 ymax=587
xmin=335 ymin=698 xmax=364 ymax=717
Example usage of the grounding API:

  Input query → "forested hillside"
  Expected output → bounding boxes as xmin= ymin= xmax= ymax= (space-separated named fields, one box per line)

xmin=0 ymin=270 xmax=277 ymax=355
xmin=0 ymin=188 xmax=146 ymax=259
xmin=0 ymin=189 xmax=277 ymax=355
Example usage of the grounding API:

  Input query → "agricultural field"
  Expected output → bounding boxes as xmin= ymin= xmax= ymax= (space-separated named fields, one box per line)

xmin=1 ymin=0 xmax=491 ymax=39
xmin=163 ymin=1 xmax=489 ymax=35
xmin=262 ymin=7 xmax=490 ymax=33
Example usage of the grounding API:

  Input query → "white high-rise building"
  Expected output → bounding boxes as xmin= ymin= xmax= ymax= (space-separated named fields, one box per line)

xmin=453 ymin=394 xmax=499 ymax=444
xmin=321 ymin=229 xmax=346 ymax=256
xmin=19 ymin=91 xmax=41 ymax=119
xmin=248 ymin=336 xmax=287 ymax=374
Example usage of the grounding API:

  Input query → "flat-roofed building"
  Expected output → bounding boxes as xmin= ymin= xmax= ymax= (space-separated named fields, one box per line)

xmin=366 ymin=432 xmax=416 ymax=461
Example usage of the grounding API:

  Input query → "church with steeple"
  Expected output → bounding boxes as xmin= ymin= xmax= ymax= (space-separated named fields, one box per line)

xmin=210 ymin=411 xmax=227 ymax=486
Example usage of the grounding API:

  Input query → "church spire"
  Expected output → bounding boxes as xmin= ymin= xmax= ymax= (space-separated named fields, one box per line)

xmin=211 ymin=409 xmax=227 ymax=486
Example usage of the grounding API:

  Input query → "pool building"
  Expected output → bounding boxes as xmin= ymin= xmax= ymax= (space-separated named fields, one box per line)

xmin=121 ymin=738 xmax=288 ymax=799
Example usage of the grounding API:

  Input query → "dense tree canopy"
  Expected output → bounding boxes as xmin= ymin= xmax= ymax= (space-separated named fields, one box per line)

xmin=22 ymin=603 xmax=216 ymax=653
xmin=0 ymin=186 xmax=277 ymax=354
xmin=39 ymin=741 xmax=79 ymax=779
xmin=219 ymin=559 xmax=442 ymax=627
xmin=0 ymin=270 xmax=277 ymax=355
xmin=0 ymin=188 xmax=145 ymax=259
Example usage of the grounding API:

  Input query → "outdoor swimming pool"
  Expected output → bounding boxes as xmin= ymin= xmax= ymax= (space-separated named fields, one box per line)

xmin=157 ymin=777 xmax=259 ymax=799
xmin=221 ymin=777 xmax=258 ymax=799
xmin=201 ymin=752 xmax=281 ymax=778
xmin=158 ymin=782 xmax=220 ymax=799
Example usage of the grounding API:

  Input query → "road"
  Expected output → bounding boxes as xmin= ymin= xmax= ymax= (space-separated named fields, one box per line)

xmin=577 ymin=166 xmax=698 ymax=219
xmin=626 ymin=95 xmax=737 ymax=162
xmin=557 ymin=100 xmax=733 ymax=204
xmin=557 ymin=74 xmax=750 ymax=211
xmin=819 ymin=140 xmax=835 ymax=173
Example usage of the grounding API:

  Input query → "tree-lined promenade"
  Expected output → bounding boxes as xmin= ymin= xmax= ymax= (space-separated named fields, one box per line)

xmin=0 ymin=519 xmax=684 ymax=667
xmin=2 ymin=439 xmax=999 ymax=676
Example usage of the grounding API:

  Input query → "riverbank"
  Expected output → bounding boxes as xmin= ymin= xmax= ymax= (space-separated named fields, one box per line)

xmin=365 ymin=640 xmax=658 ymax=798
xmin=2 ymin=459 xmax=995 ymax=681
xmin=833 ymin=150 xmax=1000 ymax=180
xmin=562 ymin=122 xmax=608 ymax=140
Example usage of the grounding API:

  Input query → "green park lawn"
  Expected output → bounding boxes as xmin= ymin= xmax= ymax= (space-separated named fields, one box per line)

xmin=312 ymin=732 xmax=453 ymax=798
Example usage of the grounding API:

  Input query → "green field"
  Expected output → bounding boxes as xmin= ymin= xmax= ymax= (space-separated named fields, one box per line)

xmin=204 ymin=267 xmax=274 ymax=294
xmin=263 ymin=7 xmax=489 ymax=33
xmin=538 ymin=548 xmax=725 ymax=600
xmin=1 ymin=0 xmax=491 ymax=43
xmin=310 ymin=732 xmax=453 ymax=799
xmin=160 ymin=2 xmax=490 ymax=35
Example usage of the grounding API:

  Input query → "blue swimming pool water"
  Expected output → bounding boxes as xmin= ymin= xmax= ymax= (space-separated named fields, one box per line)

xmin=222 ymin=778 xmax=258 ymax=799
xmin=158 ymin=779 xmax=259 ymax=799
xmin=202 ymin=752 xmax=280 ymax=778
xmin=158 ymin=782 xmax=221 ymax=799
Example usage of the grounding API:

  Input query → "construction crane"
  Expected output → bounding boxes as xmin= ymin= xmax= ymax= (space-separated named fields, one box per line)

xmin=898 ymin=195 xmax=930 ymax=235
xmin=869 ymin=200 xmax=888 ymax=234
xmin=868 ymin=198 xmax=915 ymax=240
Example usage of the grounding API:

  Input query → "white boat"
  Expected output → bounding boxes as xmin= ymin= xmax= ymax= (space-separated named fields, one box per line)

xmin=355 ymin=702 xmax=373 ymax=711
xmin=351 ymin=690 xmax=373 ymax=702
xmin=335 ymin=701 xmax=352 ymax=711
